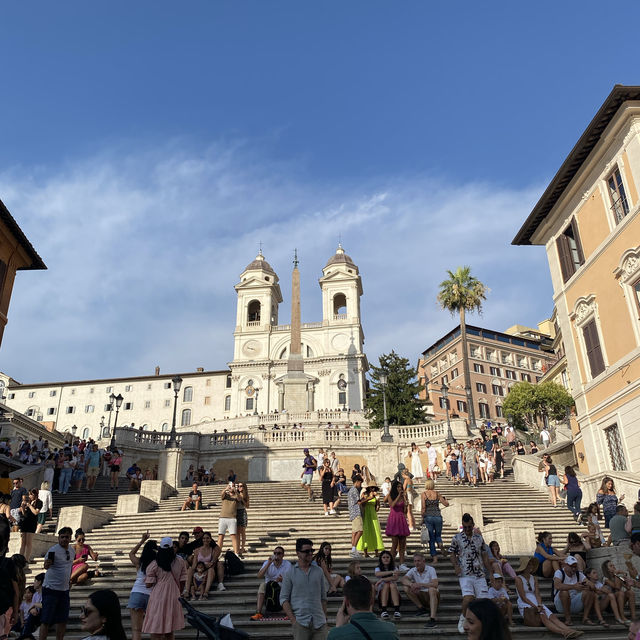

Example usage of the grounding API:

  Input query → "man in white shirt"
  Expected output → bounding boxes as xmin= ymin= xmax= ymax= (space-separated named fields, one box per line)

xmin=250 ymin=545 xmax=292 ymax=620
xmin=39 ymin=526 xmax=74 ymax=640
xmin=425 ymin=442 xmax=438 ymax=479
xmin=540 ymin=428 xmax=551 ymax=449
xmin=400 ymin=552 xmax=439 ymax=628
xmin=553 ymin=556 xmax=595 ymax=625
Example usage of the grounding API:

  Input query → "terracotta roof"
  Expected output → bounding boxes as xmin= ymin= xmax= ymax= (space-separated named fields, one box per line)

xmin=325 ymin=245 xmax=357 ymax=270
xmin=513 ymin=85 xmax=640 ymax=246
xmin=0 ymin=198 xmax=46 ymax=270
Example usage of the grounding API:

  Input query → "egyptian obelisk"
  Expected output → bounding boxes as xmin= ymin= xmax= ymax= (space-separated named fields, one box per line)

xmin=280 ymin=249 xmax=309 ymax=412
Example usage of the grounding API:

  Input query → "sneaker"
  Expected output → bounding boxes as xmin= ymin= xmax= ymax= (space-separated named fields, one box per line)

xmin=394 ymin=611 xmax=401 ymax=619
xmin=324 ymin=512 xmax=329 ymax=516
xmin=458 ymin=613 xmax=466 ymax=634
xmin=250 ymin=613 xmax=263 ymax=621
xmin=217 ymin=583 xmax=226 ymax=591
xmin=381 ymin=611 xmax=390 ymax=619
xmin=415 ymin=608 xmax=429 ymax=617
xmin=425 ymin=618 xmax=438 ymax=628
xmin=399 ymin=564 xmax=409 ymax=572
xmin=349 ymin=550 xmax=363 ymax=558
xmin=329 ymin=509 xmax=336 ymax=514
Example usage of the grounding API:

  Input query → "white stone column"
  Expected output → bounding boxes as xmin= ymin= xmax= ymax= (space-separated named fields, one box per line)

xmin=158 ymin=447 xmax=183 ymax=490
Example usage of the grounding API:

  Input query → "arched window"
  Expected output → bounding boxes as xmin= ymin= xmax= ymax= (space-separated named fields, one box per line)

xmin=224 ymin=395 xmax=231 ymax=411
xmin=333 ymin=293 xmax=347 ymax=316
xmin=183 ymin=386 xmax=193 ymax=402
xmin=248 ymin=300 xmax=261 ymax=322
xmin=181 ymin=409 xmax=191 ymax=426
xmin=161 ymin=422 xmax=169 ymax=432
xmin=82 ymin=427 xmax=90 ymax=439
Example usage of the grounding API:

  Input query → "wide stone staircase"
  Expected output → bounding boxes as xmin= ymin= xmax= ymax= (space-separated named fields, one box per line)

xmin=21 ymin=467 xmax=629 ymax=639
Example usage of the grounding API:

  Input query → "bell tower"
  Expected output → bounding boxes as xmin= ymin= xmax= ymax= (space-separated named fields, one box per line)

xmin=319 ymin=244 xmax=363 ymax=327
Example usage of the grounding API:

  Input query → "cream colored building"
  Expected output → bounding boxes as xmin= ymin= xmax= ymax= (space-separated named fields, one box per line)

xmin=514 ymin=85 xmax=640 ymax=474
xmin=1 ymin=246 xmax=369 ymax=441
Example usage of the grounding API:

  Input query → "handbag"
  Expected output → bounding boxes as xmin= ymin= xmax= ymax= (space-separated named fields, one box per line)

xmin=420 ymin=524 xmax=429 ymax=545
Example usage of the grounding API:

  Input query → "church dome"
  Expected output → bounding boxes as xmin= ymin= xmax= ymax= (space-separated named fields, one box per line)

xmin=244 ymin=252 xmax=275 ymax=274
xmin=325 ymin=244 xmax=358 ymax=271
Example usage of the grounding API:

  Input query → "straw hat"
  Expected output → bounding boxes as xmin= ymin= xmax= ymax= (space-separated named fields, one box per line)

xmin=515 ymin=556 xmax=539 ymax=573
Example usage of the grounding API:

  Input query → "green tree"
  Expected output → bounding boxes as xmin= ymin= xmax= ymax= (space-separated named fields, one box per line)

xmin=366 ymin=351 xmax=427 ymax=428
xmin=437 ymin=266 xmax=488 ymax=429
xmin=503 ymin=381 xmax=574 ymax=430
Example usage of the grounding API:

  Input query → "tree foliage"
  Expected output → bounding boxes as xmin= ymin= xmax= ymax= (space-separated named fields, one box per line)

xmin=437 ymin=266 xmax=488 ymax=317
xmin=366 ymin=351 xmax=427 ymax=429
xmin=502 ymin=381 xmax=574 ymax=430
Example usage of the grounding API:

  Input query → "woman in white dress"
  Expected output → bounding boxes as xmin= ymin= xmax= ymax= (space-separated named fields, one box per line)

xmin=409 ymin=443 xmax=424 ymax=480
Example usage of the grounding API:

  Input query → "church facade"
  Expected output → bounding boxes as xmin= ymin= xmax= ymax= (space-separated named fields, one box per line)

xmin=1 ymin=246 xmax=369 ymax=441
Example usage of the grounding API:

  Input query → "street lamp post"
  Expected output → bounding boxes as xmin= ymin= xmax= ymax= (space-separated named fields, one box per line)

xmin=253 ymin=388 xmax=259 ymax=415
xmin=379 ymin=373 xmax=393 ymax=442
xmin=110 ymin=394 xmax=124 ymax=451
xmin=166 ymin=376 xmax=183 ymax=449
xmin=100 ymin=416 xmax=106 ymax=438
xmin=107 ymin=393 xmax=116 ymax=435
xmin=441 ymin=382 xmax=455 ymax=445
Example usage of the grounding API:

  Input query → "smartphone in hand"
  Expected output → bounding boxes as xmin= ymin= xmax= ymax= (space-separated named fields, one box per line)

xmin=47 ymin=551 xmax=55 ymax=564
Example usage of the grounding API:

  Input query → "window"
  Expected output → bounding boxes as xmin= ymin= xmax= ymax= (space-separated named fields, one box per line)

xmin=536 ymin=376 xmax=542 ymax=383
xmin=204 ymin=396 xmax=211 ymax=405
xmin=125 ymin=385 xmax=132 ymax=392
xmin=183 ymin=386 xmax=193 ymax=402
xmin=521 ymin=373 xmax=531 ymax=382
xmin=147 ymin=383 xmax=152 ymax=390
xmin=248 ymin=300 xmax=261 ymax=322
xmin=492 ymin=384 xmax=504 ymax=396
xmin=104 ymin=403 xmax=113 ymax=411
xmin=506 ymin=370 xmax=516 ymax=380
xmin=70 ymin=389 xmax=76 ymax=395
xmin=206 ymin=378 xmax=211 ymax=386
xmin=8 ymin=393 xmax=15 ymax=400
xmin=89 ymin=387 xmax=94 ymax=394
xmin=144 ymin=400 xmax=151 ymax=409
xmin=124 ymin=402 xmax=133 ymax=410
xmin=531 ymin=359 xmax=542 ymax=371
xmin=476 ymin=382 xmax=487 ymax=393
xmin=607 ymin=168 xmax=629 ymax=224
xmin=226 ymin=374 xmax=232 ymax=389
xmin=28 ymin=391 xmax=35 ymax=399
xmin=501 ymin=352 xmax=511 ymax=365
xmin=47 ymin=407 xmax=55 ymax=415
xmin=478 ymin=402 xmax=490 ymax=418
xmin=604 ymin=423 xmax=627 ymax=471
xmin=556 ymin=219 xmax=585 ymax=283
xmin=106 ymin=386 xmax=113 ymax=393
xmin=50 ymin=390 xmax=57 ymax=397
xmin=582 ymin=318 xmax=605 ymax=378
xmin=490 ymin=366 xmax=501 ymax=377
xmin=451 ymin=368 xmax=459 ymax=379
xmin=470 ymin=345 xmax=480 ymax=358
xmin=245 ymin=397 xmax=254 ymax=411
xmin=82 ymin=427 xmax=90 ymax=439
xmin=338 ymin=391 xmax=347 ymax=406
xmin=65 ymin=406 xmax=75 ymax=414
xmin=85 ymin=405 xmax=94 ymax=413
xmin=161 ymin=422 xmax=169 ymax=432
xmin=473 ymin=363 xmax=484 ymax=374
xmin=517 ymin=356 xmax=527 ymax=368
xmin=495 ymin=405 xmax=504 ymax=418
xmin=164 ymin=382 xmax=171 ymax=389
xmin=181 ymin=409 xmax=191 ymax=426
xmin=439 ymin=397 xmax=450 ymax=409
xmin=164 ymin=399 xmax=171 ymax=407
xmin=457 ymin=400 xmax=467 ymax=412
xmin=441 ymin=375 xmax=449 ymax=385
xmin=224 ymin=395 xmax=231 ymax=411
xmin=26 ymin=409 xmax=34 ymax=417
xmin=449 ymin=350 xmax=458 ymax=364
xmin=486 ymin=349 xmax=496 ymax=362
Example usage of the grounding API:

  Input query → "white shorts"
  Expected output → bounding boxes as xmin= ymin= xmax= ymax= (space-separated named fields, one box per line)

xmin=218 ymin=517 xmax=237 ymax=535
xmin=554 ymin=592 xmax=583 ymax=614
xmin=459 ymin=576 xmax=489 ymax=598
xmin=301 ymin=474 xmax=313 ymax=486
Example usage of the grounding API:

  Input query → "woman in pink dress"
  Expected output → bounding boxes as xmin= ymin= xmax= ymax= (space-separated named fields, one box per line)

xmin=142 ymin=537 xmax=187 ymax=639
xmin=384 ymin=480 xmax=411 ymax=570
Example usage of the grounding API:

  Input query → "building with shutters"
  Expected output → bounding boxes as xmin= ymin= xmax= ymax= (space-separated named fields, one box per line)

xmin=514 ymin=85 xmax=640 ymax=475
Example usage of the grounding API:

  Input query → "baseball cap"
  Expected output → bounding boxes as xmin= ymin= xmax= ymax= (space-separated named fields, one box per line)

xmin=192 ymin=526 xmax=203 ymax=534
xmin=493 ymin=573 xmax=504 ymax=579
xmin=159 ymin=536 xmax=173 ymax=548
xmin=564 ymin=556 xmax=577 ymax=566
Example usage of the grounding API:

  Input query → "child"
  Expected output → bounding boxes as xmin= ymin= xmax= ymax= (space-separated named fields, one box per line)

xmin=344 ymin=560 xmax=362 ymax=583
xmin=582 ymin=566 xmax=619 ymax=626
xmin=487 ymin=574 xmax=513 ymax=625
xmin=450 ymin=454 xmax=460 ymax=485
xmin=486 ymin=456 xmax=494 ymax=483
xmin=381 ymin=477 xmax=391 ymax=499
xmin=586 ymin=503 xmax=606 ymax=544
xmin=190 ymin=561 xmax=208 ymax=600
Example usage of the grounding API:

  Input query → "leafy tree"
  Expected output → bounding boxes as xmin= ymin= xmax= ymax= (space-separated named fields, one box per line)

xmin=503 ymin=381 xmax=574 ymax=430
xmin=437 ymin=266 xmax=488 ymax=429
xmin=366 ymin=351 xmax=427 ymax=428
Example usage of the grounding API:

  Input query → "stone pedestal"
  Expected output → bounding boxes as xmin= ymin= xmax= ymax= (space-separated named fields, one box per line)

xmin=9 ymin=532 xmax=57 ymax=562
xmin=140 ymin=480 xmax=178 ymax=503
xmin=587 ymin=545 xmax=639 ymax=579
xmin=116 ymin=494 xmax=158 ymax=516
xmin=483 ymin=520 xmax=535 ymax=555
xmin=282 ymin=377 xmax=309 ymax=413
xmin=57 ymin=505 xmax=112 ymax=535
xmin=442 ymin=500 xmax=484 ymax=529
xmin=158 ymin=447 xmax=183 ymax=490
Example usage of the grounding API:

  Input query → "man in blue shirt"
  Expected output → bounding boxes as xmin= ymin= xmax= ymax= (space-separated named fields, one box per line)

xmin=328 ymin=575 xmax=398 ymax=639
xmin=84 ymin=443 xmax=101 ymax=491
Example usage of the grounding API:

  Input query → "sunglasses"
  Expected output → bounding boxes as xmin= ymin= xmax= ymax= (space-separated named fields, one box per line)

xmin=79 ymin=605 xmax=96 ymax=618
xmin=298 ymin=548 xmax=314 ymax=554
xmin=274 ymin=551 xmax=284 ymax=556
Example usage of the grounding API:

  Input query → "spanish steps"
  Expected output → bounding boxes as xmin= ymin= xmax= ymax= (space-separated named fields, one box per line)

xmin=23 ymin=461 xmax=628 ymax=639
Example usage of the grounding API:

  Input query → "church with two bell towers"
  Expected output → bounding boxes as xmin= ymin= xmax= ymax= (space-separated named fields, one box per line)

xmin=228 ymin=245 xmax=368 ymax=416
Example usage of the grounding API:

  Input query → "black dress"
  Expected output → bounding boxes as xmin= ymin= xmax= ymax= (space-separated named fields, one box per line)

xmin=19 ymin=499 xmax=42 ymax=533
xmin=321 ymin=469 xmax=334 ymax=505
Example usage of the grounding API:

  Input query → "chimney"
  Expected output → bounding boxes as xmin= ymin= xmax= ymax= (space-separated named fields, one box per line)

xmin=196 ymin=367 xmax=204 ymax=373
xmin=155 ymin=366 xmax=160 ymax=376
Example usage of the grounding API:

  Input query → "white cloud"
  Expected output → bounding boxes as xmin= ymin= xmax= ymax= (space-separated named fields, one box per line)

xmin=0 ymin=141 xmax=553 ymax=382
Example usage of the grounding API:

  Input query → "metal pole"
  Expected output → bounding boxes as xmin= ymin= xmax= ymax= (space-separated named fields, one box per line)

xmin=380 ymin=380 xmax=393 ymax=442
xmin=166 ymin=389 xmax=179 ymax=448
xmin=110 ymin=408 xmax=120 ymax=451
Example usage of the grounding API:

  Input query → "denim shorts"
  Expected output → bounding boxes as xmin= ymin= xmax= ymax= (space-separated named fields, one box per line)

xmin=127 ymin=591 xmax=150 ymax=610
xmin=547 ymin=475 xmax=561 ymax=487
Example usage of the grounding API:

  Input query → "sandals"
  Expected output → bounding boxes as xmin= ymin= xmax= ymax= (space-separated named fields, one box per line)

xmin=201 ymin=592 xmax=209 ymax=600
xmin=582 ymin=619 xmax=595 ymax=626
xmin=597 ymin=620 xmax=609 ymax=628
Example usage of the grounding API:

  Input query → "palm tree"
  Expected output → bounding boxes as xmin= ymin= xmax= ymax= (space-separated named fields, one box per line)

xmin=437 ymin=266 xmax=488 ymax=430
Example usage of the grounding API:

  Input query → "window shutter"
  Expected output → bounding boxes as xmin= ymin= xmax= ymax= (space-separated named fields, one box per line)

xmin=583 ymin=319 xmax=605 ymax=378
xmin=556 ymin=235 xmax=573 ymax=282
xmin=570 ymin=220 xmax=585 ymax=265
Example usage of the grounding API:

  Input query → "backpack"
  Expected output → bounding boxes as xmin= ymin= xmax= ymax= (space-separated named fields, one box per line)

xmin=264 ymin=580 xmax=282 ymax=612
xmin=551 ymin=568 xmax=584 ymax=600
xmin=224 ymin=550 xmax=245 ymax=579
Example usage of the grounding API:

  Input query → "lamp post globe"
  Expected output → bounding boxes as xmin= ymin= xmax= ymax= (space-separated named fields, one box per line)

xmin=166 ymin=375 xmax=183 ymax=449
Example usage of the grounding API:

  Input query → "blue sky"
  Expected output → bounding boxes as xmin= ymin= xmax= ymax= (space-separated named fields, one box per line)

xmin=1 ymin=2 xmax=638 ymax=382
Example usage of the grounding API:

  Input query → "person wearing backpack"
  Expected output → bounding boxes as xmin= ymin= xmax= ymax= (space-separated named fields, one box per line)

xmin=250 ymin=546 xmax=292 ymax=621
xmin=553 ymin=556 xmax=595 ymax=627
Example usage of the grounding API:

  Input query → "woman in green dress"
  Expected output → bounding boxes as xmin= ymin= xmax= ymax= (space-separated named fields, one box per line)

xmin=357 ymin=485 xmax=384 ymax=557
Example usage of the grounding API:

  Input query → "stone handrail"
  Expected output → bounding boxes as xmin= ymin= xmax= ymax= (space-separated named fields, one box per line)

xmin=0 ymin=403 xmax=66 ymax=448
